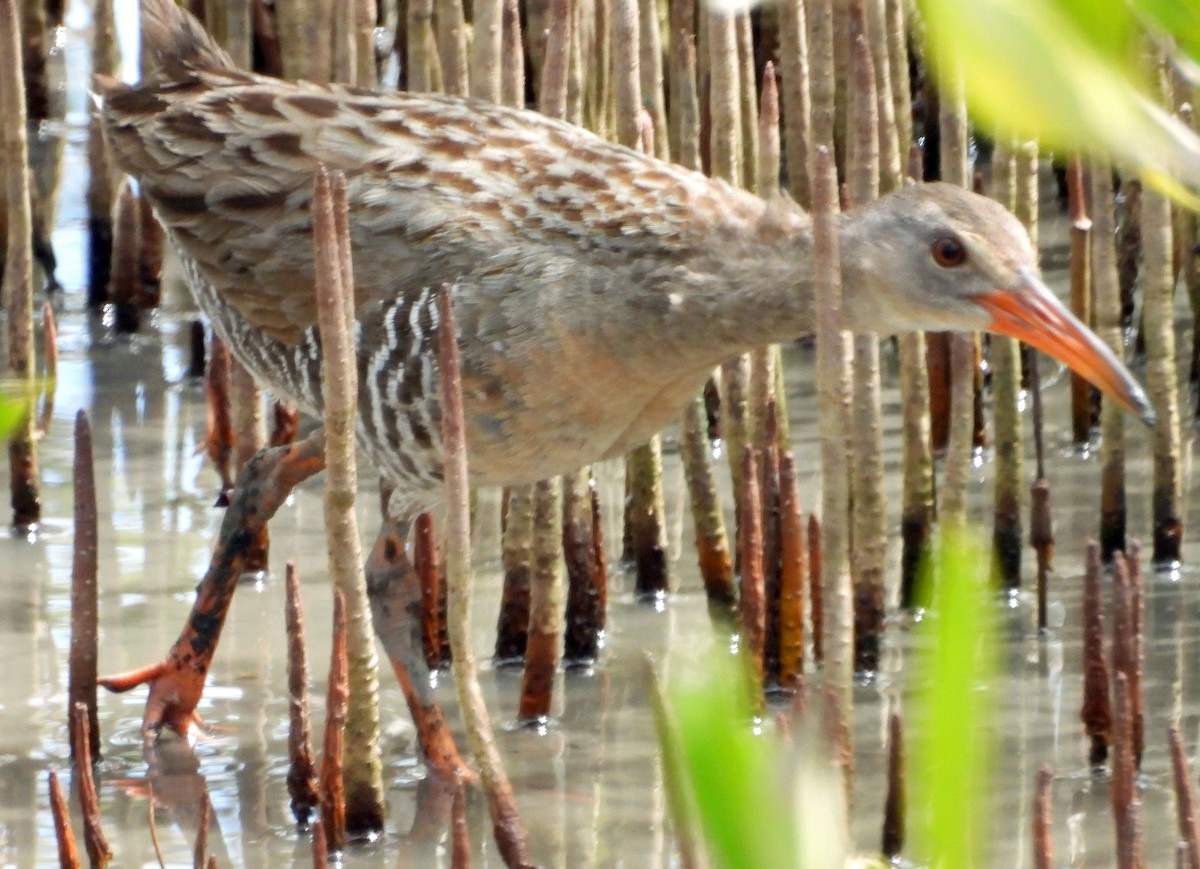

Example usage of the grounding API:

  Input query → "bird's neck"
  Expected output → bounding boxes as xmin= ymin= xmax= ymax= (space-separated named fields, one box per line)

xmin=497 ymin=192 xmax=890 ymax=462
xmin=610 ymin=197 xmax=877 ymax=375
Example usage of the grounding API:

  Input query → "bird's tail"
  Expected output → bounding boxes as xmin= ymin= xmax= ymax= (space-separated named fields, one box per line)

xmin=139 ymin=0 xmax=236 ymax=77
xmin=93 ymin=0 xmax=238 ymax=184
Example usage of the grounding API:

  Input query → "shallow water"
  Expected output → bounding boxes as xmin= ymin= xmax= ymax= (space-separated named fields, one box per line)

xmin=5 ymin=7 xmax=1200 ymax=868
xmin=6 ymin=252 xmax=1200 ymax=869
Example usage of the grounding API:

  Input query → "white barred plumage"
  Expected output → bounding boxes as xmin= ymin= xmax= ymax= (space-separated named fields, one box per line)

xmin=94 ymin=0 xmax=1154 ymax=776
xmin=99 ymin=0 xmax=1153 ymax=515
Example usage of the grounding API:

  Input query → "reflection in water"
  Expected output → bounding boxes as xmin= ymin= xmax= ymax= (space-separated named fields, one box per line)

xmin=6 ymin=228 xmax=1200 ymax=865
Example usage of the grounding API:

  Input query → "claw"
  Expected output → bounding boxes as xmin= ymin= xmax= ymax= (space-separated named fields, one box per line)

xmin=99 ymin=660 xmax=172 ymax=693
xmin=397 ymin=683 xmax=475 ymax=783
xmin=143 ymin=698 xmax=205 ymax=746
xmin=431 ymin=757 xmax=479 ymax=783
xmin=100 ymin=434 xmax=328 ymax=749
xmin=100 ymin=659 xmax=207 ymax=741
xmin=419 ymin=709 xmax=477 ymax=782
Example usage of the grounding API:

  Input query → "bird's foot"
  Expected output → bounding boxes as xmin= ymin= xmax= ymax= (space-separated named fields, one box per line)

xmin=414 ymin=701 xmax=477 ymax=783
xmin=100 ymin=657 xmax=208 ymax=744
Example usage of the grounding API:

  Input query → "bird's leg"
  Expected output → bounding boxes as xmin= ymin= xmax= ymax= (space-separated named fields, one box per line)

xmin=101 ymin=430 xmax=327 ymax=741
xmin=365 ymin=515 xmax=474 ymax=781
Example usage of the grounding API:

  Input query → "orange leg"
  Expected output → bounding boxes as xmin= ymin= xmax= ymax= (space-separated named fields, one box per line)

xmin=366 ymin=516 xmax=474 ymax=781
xmin=101 ymin=431 xmax=327 ymax=742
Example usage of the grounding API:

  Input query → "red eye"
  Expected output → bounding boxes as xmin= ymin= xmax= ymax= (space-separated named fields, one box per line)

xmin=932 ymin=237 xmax=967 ymax=267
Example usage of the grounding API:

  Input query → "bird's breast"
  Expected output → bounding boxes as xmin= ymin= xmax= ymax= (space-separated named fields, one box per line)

xmin=455 ymin=331 xmax=715 ymax=486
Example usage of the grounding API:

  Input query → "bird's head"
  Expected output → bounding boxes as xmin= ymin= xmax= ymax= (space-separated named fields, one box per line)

xmin=842 ymin=182 xmax=1155 ymax=426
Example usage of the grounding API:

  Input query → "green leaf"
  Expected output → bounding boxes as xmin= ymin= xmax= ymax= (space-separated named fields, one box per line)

xmin=1049 ymin=0 xmax=1140 ymax=66
xmin=909 ymin=530 xmax=996 ymax=868
xmin=1132 ymin=0 xmax=1200 ymax=65
xmin=919 ymin=0 xmax=1200 ymax=207
xmin=658 ymin=533 xmax=998 ymax=868
xmin=670 ymin=651 xmax=799 ymax=869
xmin=0 ymin=394 xmax=29 ymax=442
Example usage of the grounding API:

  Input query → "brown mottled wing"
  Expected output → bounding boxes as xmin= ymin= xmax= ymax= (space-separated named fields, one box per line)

xmin=101 ymin=72 xmax=762 ymax=344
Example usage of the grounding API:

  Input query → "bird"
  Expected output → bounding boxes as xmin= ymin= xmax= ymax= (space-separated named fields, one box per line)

xmin=96 ymin=0 xmax=1153 ymax=779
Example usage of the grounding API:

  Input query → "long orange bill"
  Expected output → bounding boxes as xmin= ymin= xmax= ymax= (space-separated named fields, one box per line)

xmin=976 ymin=266 xmax=1156 ymax=427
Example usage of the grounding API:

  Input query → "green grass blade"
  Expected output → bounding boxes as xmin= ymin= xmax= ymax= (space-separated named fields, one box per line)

xmin=920 ymin=0 xmax=1200 ymax=206
xmin=909 ymin=530 xmax=997 ymax=868
xmin=668 ymin=651 xmax=801 ymax=869
xmin=0 ymin=393 xmax=30 ymax=441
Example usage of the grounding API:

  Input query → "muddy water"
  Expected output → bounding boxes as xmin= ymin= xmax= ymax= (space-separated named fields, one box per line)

xmin=6 ymin=261 xmax=1200 ymax=868
xmin=5 ymin=9 xmax=1200 ymax=869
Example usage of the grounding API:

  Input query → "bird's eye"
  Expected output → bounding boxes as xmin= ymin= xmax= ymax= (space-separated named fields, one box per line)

xmin=931 ymin=237 xmax=967 ymax=268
